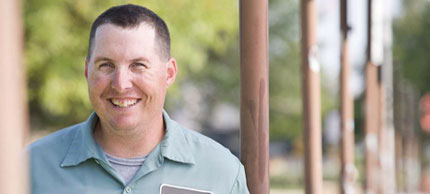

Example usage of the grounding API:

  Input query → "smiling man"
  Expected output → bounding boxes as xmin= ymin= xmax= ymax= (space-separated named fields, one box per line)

xmin=29 ymin=4 xmax=249 ymax=194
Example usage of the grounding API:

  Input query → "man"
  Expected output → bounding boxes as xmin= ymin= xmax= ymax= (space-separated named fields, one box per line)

xmin=29 ymin=4 xmax=249 ymax=194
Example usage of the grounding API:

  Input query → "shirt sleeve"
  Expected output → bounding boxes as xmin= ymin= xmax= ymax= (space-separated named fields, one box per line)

xmin=229 ymin=162 xmax=250 ymax=194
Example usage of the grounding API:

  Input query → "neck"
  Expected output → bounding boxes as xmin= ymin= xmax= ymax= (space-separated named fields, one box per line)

xmin=94 ymin=114 xmax=165 ymax=158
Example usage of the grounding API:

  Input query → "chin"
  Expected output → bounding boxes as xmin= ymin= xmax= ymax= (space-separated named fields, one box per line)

xmin=112 ymin=123 xmax=140 ymax=132
xmin=108 ymin=117 xmax=140 ymax=131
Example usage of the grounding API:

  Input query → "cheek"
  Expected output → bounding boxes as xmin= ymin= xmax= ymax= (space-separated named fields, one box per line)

xmin=133 ymin=78 xmax=166 ymax=99
xmin=88 ymin=74 xmax=110 ymax=95
xmin=138 ymin=71 xmax=166 ymax=88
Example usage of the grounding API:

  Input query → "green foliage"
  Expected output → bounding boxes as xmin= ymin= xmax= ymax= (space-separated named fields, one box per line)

xmin=24 ymin=0 xmax=95 ymax=127
xmin=269 ymin=0 xmax=301 ymax=141
xmin=393 ymin=0 xmax=430 ymax=95
xmin=268 ymin=0 xmax=335 ymax=141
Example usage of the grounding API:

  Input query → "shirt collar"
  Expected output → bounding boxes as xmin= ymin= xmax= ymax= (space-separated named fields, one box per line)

xmin=160 ymin=110 xmax=195 ymax=164
xmin=61 ymin=112 xmax=105 ymax=167
xmin=61 ymin=110 xmax=195 ymax=167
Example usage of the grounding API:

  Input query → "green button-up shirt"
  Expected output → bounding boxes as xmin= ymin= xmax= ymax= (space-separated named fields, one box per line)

xmin=29 ymin=112 xmax=249 ymax=194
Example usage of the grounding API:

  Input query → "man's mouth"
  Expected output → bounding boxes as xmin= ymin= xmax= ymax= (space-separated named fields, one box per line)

xmin=109 ymin=98 xmax=140 ymax=108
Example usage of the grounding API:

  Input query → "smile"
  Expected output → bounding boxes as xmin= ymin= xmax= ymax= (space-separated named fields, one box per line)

xmin=109 ymin=98 xmax=141 ymax=108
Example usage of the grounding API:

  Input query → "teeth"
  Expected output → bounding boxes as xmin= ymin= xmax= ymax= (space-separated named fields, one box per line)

xmin=111 ymin=99 xmax=137 ymax=108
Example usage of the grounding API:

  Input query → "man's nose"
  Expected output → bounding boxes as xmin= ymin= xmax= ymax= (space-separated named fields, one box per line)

xmin=111 ymin=68 xmax=133 ymax=92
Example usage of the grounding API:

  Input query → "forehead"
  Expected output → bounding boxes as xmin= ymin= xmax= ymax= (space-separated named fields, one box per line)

xmin=95 ymin=22 xmax=155 ymax=37
xmin=92 ymin=23 xmax=157 ymax=59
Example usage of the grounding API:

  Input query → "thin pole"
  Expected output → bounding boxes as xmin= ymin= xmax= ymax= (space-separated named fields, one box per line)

xmin=301 ymin=0 xmax=323 ymax=193
xmin=0 ymin=0 xmax=29 ymax=194
xmin=365 ymin=0 xmax=381 ymax=192
xmin=340 ymin=0 xmax=356 ymax=193
xmin=239 ymin=0 xmax=270 ymax=193
xmin=379 ymin=0 xmax=396 ymax=192
xmin=364 ymin=62 xmax=380 ymax=194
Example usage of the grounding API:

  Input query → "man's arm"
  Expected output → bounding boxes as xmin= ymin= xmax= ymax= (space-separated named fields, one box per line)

xmin=229 ymin=162 xmax=250 ymax=194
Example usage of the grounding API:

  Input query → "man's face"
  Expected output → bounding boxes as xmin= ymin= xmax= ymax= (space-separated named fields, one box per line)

xmin=85 ymin=23 xmax=177 ymax=132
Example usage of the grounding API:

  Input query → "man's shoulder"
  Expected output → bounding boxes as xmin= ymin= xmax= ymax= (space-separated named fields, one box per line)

xmin=28 ymin=123 xmax=82 ymax=154
xmin=181 ymin=127 xmax=232 ymax=154
xmin=172 ymin=124 xmax=247 ymax=192
xmin=176 ymin=123 xmax=241 ymax=167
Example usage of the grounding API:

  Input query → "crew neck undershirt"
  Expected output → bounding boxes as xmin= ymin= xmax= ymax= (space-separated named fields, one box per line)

xmin=104 ymin=152 xmax=147 ymax=184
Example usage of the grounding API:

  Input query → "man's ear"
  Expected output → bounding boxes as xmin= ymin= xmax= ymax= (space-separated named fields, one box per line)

xmin=166 ymin=58 xmax=177 ymax=87
xmin=85 ymin=58 xmax=89 ymax=80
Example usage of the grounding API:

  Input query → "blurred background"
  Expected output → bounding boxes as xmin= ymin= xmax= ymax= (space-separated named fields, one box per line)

xmin=24 ymin=0 xmax=429 ymax=193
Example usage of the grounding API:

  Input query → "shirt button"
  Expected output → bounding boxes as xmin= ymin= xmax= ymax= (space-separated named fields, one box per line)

xmin=125 ymin=186 xmax=132 ymax=193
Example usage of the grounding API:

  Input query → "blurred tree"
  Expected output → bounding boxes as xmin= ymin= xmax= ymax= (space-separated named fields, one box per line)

xmin=268 ymin=0 xmax=335 ymax=141
xmin=393 ymin=0 xmax=430 ymax=95
xmin=393 ymin=1 xmax=430 ymax=187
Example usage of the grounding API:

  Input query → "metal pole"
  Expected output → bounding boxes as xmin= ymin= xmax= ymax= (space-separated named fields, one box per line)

xmin=403 ymin=86 xmax=420 ymax=192
xmin=339 ymin=0 xmax=356 ymax=193
xmin=301 ymin=0 xmax=323 ymax=193
xmin=239 ymin=0 xmax=270 ymax=193
xmin=397 ymin=80 xmax=421 ymax=192
xmin=379 ymin=0 xmax=396 ymax=191
xmin=365 ymin=0 xmax=382 ymax=192
xmin=0 ymin=0 xmax=29 ymax=194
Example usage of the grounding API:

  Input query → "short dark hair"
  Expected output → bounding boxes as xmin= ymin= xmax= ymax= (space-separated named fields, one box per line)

xmin=87 ymin=4 xmax=171 ymax=60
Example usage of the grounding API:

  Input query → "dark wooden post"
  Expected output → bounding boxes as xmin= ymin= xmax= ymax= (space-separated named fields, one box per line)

xmin=239 ymin=0 xmax=270 ymax=193
xmin=301 ymin=0 xmax=323 ymax=193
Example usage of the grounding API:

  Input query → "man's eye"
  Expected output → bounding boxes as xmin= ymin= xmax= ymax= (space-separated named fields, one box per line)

xmin=132 ymin=62 xmax=147 ymax=69
xmin=99 ymin=63 xmax=114 ymax=69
